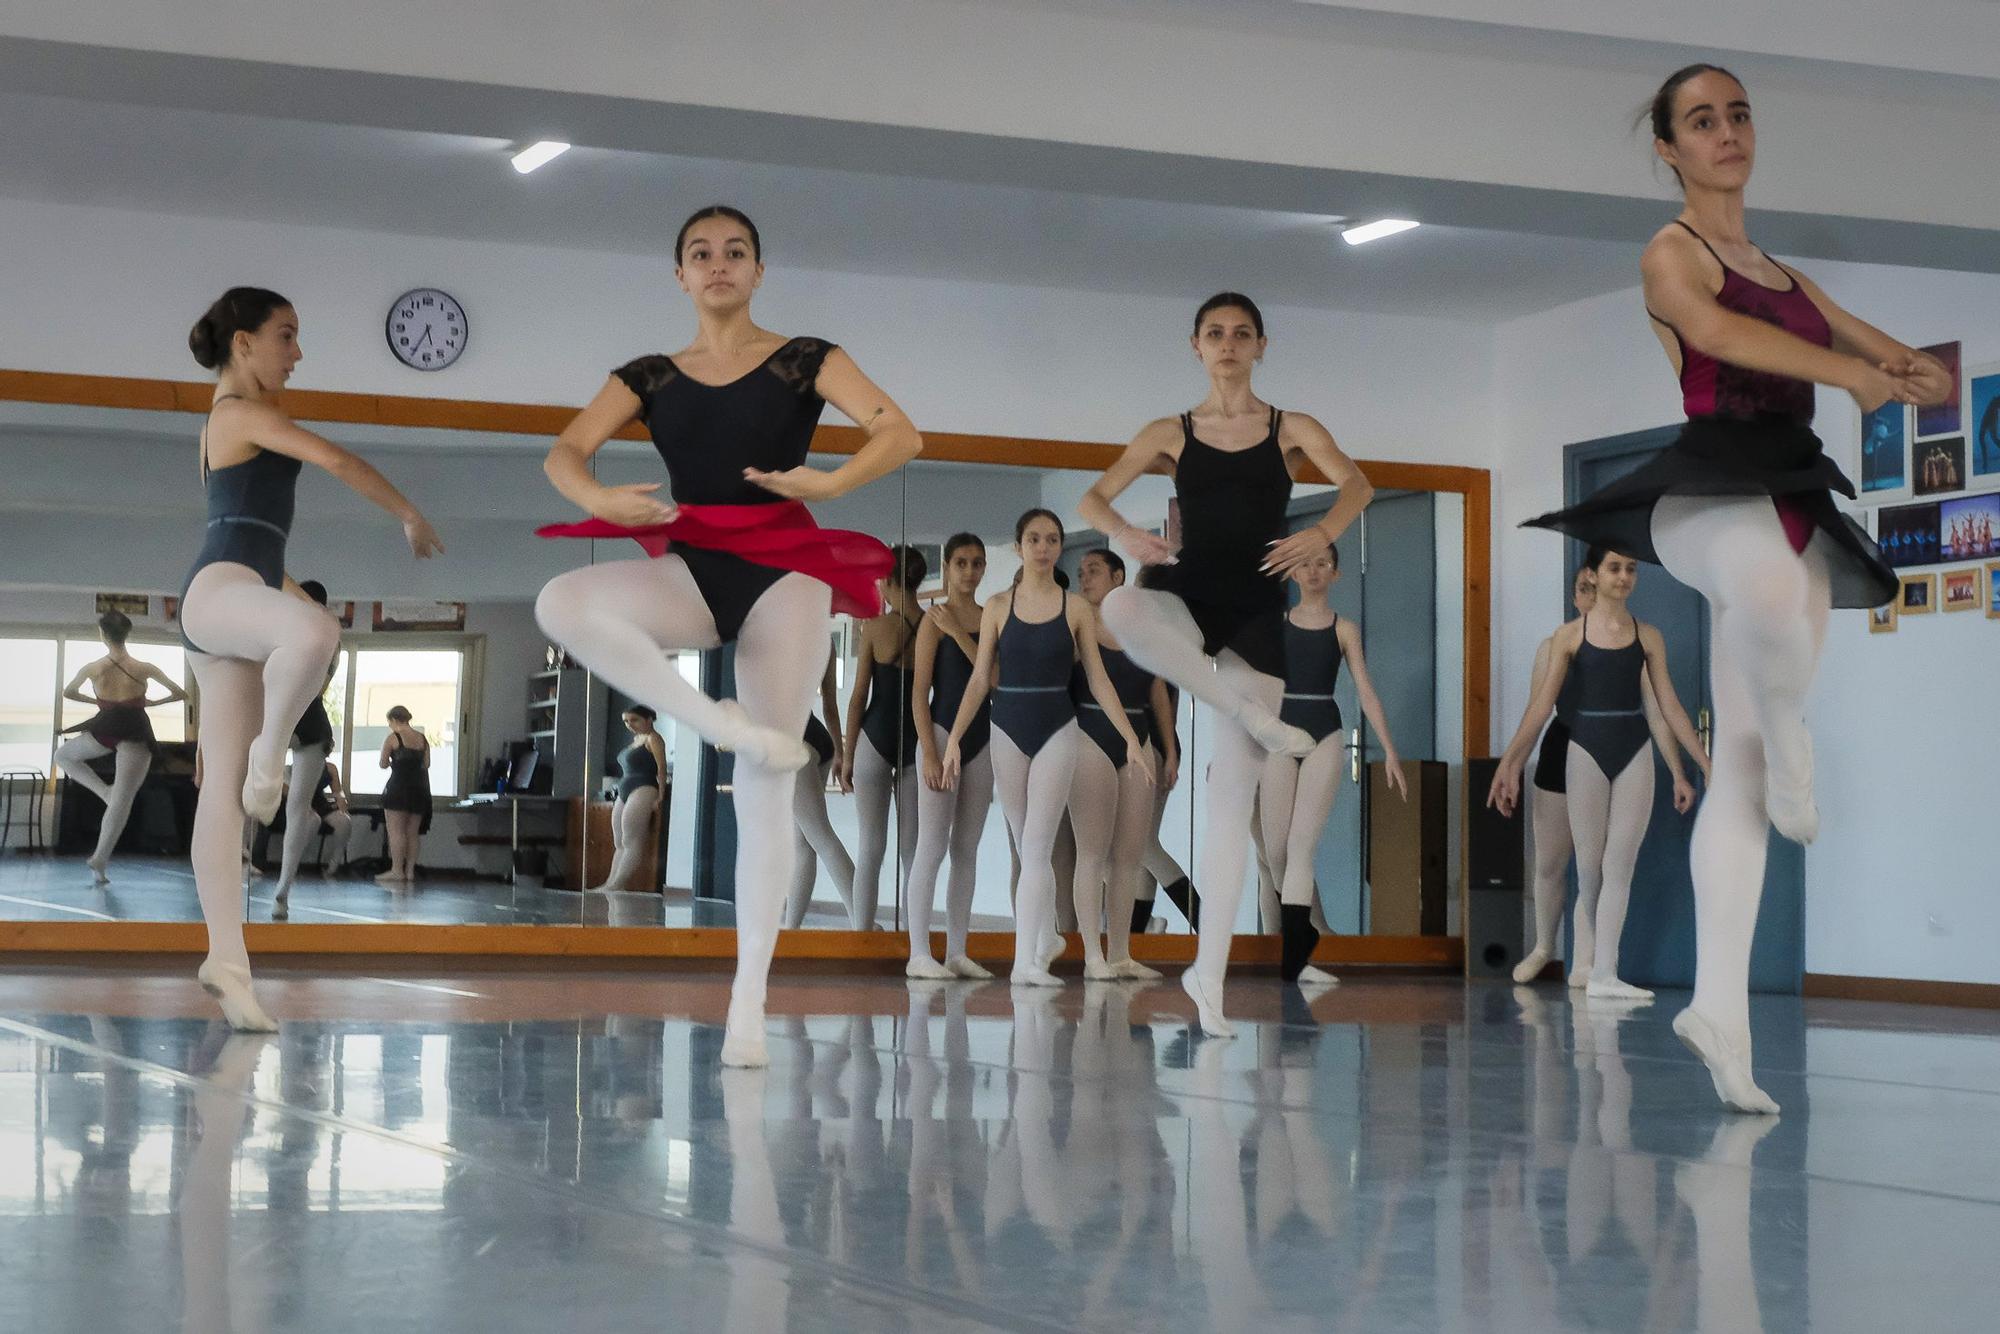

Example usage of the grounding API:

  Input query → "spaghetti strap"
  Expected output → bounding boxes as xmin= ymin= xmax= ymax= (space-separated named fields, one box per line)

xmin=1671 ymin=218 xmax=1726 ymax=266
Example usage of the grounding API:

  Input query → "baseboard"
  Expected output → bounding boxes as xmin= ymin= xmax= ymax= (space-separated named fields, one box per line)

xmin=1802 ymin=973 xmax=2000 ymax=1010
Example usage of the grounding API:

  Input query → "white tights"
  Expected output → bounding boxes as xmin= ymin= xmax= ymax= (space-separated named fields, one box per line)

xmin=382 ymin=811 xmax=423 ymax=880
xmin=1067 ymin=739 xmax=1154 ymax=967
xmin=1137 ymin=783 xmax=1186 ymax=901
xmin=785 ymin=760 xmax=855 ymax=928
xmin=991 ymin=722 xmax=1080 ymax=981
xmin=1652 ymin=495 xmax=1831 ymax=1048
xmin=276 ymin=744 xmax=349 ymax=894
xmin=850 ymin=735 xmax=917 ymax=929
xmin=1565 ymin=742 xmax=1655 ymax=984
xmin=55 ymin=733 xmax=151 ymax=875
xmin=536 ymin=556 xmax=830 ymax=1061
xmin=906 ymin=724 xmax=992 ymax=962
xmin=1257 ymin=733 xmax=1344 ymax=910
xmin=594 ymin=785 xmax=660 ymax=892
xmin=1526 ymin=785 xmax=1572 ymax=961
xmin=183 ymin=564 xmax=342 ymax=975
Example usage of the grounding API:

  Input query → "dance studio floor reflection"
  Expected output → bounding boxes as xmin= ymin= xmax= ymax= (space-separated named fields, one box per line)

xmin=1 ymin=971 xmax=1997 ymax=1332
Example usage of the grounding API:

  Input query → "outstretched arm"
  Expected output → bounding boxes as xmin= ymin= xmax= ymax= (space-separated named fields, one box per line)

xmin=213 ymin=399 xmax=442 ymax=557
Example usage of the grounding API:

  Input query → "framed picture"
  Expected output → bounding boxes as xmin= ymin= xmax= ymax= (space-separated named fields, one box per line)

xmin=1939 ymin=493 xmax=2000 ymax=561
xmin=1942 ymin=568 xmax=1981 ymax=612
xmin=372 ymin=600 xmax=467 ymax=632
xmin=1868 ymin=600 xmax=1898 ymax=634
xmin=161 ymin=595 xmax=179 ymax=625
xmin=332 ymin=600 xmax=357 ymax=629
xmin=1913 ymin=437 xmax=1966 ymax=497
xmin=1899 ymin=573 xmax=1936 ymax=615
xmin=1971 ymin=364 xmax=2000 ymax=478
xmin=1916 ymin=341 xmax=1962 ymax=439
xmin=1988 ymin=561 xmax=2000 ymax=619
xmin=95 ymin=592 xmax=148 ymax=618
xmin=1859 ymin=401 xmax=1908 ymax=494
xmin=1877 ymin=500 xmax=1941 ymax=568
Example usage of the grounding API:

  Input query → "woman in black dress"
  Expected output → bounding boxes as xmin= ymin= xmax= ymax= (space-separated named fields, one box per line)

xmin=377 ymin=705 xmax=431 ymax=883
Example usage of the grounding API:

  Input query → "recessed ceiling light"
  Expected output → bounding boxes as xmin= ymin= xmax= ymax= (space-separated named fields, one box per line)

xmin=1341 ymin=218 xmax=1419 ymax=246
xmin=511 ymin=141 xmax=571 ymax=175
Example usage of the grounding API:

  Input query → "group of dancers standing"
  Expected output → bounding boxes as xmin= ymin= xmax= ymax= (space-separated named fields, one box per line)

xmin=155 ymin=63 xmax=1949 ymax=1112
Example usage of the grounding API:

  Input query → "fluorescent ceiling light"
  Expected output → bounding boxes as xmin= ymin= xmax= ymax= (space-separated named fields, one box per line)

xmin=1341 ymin=218 xmax=1419 ymax=246
xmin=511 ymin=141 xmax=571 ymax=174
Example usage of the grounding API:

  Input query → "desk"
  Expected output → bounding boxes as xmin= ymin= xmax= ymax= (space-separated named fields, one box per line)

xmin=450 ymin=793 xmax=570 ymax=885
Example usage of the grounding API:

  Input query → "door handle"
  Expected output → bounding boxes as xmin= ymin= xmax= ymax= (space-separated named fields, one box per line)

xmin=1345 ymin=729 xmax=1363 ymax=784
xmin=1696 ymin=707 xmax=1713 ymax=754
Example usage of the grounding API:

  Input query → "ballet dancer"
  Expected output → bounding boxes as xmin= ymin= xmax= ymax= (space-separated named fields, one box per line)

xmin=55 ymin=610 xmax=184 ymax=884
xmin=535 ymin=205 xmax=918 ymax=1066
xmin=1508 ymin=563 xmax=1594 ymax=983
xmin=1079 ymin=292 xmax=1374 ymax=1036
xmin=841 ymin=545 xmax=926 ymax=929
xmin=1491 ymin=548 xmax=1706 ymax=1002
xmin=1069 ymin=547 xmax=1175 ymax=980
xmin=907 ymin=532 xmax=996 ymax=979
xmin=1523 ymin=65 xmax=1949 ymax=1110
xmin=375 ymin=706 xmax=432 ymax=884
xmin=1259 ymin=545 xmax=1408 ymax=985
xmin=181 ymin=286 xmax=442 ymax=1029
xmin=785 ymin=646 xmax=857 ymax=928
xmin=271 ymin=578 xmax=342 ymax=914
xmin=592 ymin=705 xmax=666 ymax=892
xmin=939 ymin=509 xmax=1150 ymax=986
xmin=1130 ymin=682 xmax=1200 ymax=934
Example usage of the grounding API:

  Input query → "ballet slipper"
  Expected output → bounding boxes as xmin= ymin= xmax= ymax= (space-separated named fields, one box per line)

xmin=1296 ymin=964 xmax=1340 ymax=987
xmin=1511 ymin=946 xmax=1552 ymax=985
xmin=1038 ymin=933 xmax=1065 ymax=972
xmin=241 ymin=745 xmax=285 ymax=826
xmin=1082 ymin=958 xmax=1118 ymax=982
xmin=1110 ymin=957 xmax=1163 ymax=981
xmin=1566 ymin=963 xmax=1593 ymax=990
xmin=1764 ymin=752 xmax=1818 ymax=846
xmin=1587 ymin=977 xmax=1656 ymax=1002
xmin=87 ymin=855 xmax=111 ymax=887
xmin=1009 ymin=965 xmax=1063 ymax=988
xmin=270 ymin=885 xmax=290 ymax=920
xmin=713 ymin=700 xmax=812 ymax=772
xmin=198 ymin=958 xmax=278 ymax=1033
xmin=905 ymin=955 xmax=956 ymax=981
xmin=1179 ymin=968 xmax=1235 ymax=1039
xmin=374 ymin=870 xmax=404 ymax=886
xmin=1239 ymin=706 xmax=1316 ymax=758
xmin=1672 ymin=1006 xmax=1779 ymax=1115
xmin=945 ymin=955 xmax=993 ymax=980
xmin=721 ymin=1001 xmax=770 ymax=1068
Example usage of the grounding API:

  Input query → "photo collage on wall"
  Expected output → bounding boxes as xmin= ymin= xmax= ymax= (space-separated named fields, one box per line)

xmin=1859 ymin=341 xmax=1999 ymax=631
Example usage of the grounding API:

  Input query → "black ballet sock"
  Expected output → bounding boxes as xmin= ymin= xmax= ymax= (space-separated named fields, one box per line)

xmin=1163 ymin=877 xmax=1200 ymax=930
xmin=1130 ymin=897 xmax=1154 ymax=936
xmin=1279 ymin=904 xmax=1320 ymax=982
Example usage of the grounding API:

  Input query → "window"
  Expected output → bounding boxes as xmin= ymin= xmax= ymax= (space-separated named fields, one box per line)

xmin=342 ymin=648 xmax=464 ymax=799
xmin=0 ymin=639 xmax=58 ymax=774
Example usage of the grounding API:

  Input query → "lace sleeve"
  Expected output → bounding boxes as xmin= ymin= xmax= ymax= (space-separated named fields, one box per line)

xmin=766 ymin=337 xmax=839 ymax=397
xmin=611 ymin=354 xmax=678 ymax=418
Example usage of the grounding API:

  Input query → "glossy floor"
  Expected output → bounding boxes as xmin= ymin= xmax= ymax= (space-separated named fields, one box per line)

xmin=1 ymin=967 xmax=1996 ymax=1332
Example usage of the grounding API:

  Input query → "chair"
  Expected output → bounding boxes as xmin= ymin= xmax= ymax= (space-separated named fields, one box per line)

xmin=0 ymin=770 xmax=49 ymax=854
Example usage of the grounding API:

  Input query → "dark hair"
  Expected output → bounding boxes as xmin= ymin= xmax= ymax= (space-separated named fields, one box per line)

xmin=97 ymin=610 xmax=131 ymax=645
xmin=1014 ymin=507 xmax=1064 ymax=544
xmin=1326 ymin=543 xmax=1341 ymax=573
xmin=1082 ymin=547 xmax=1126 ymax=581
xmin=387 ymin=706 xmax=412 ymax=723
xmin=297 ymin=579 xmax=329 ymax=606
xmin=942 ymin=532 xmax=985 ymax=564
xmin=1194 ymin=291 xmax=1266 ymax=339
xmin=1585 ymin=545 xmax=1635 ymax=572
xmin=675 ymin=205 xmax=762 ymax=265
xmin=624 ymin=704 xmax=659 ymax=722
xmin=888 ymin=543 xmax=928 ymax=590
xmin=1641 ymin=63 xmax=1742 ymax=184
xmin=189 ymin=287 xmax=291 ymax=371
xmin=1053 ymin=568 xmax=1070 ymax=590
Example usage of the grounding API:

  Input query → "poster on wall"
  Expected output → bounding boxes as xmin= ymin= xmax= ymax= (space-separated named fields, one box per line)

xmin=1970 ymin=365 xmax=2000 ymax=478
xmin=1939 ymin=493 xmax=2000 ymax=560
xmin=1916 ymin=341 xmax=1962 ymax=439
xmin=94 ymin=592 xmax=148 ymax=618
xmin=1988 ymin=562 xmax=2000 ymax=618
xmin=1899 ymin=573 xmax=1935 ymax=615
xmin=1913 ymin=437 xmax=1965 ymax=497
xmin=1878 ymin=500 xmax=1941 ymax=568
xmin=1860 ymin=401 xmax=1908 ymax=494
xmin=1868 ymin=600 xmax=1897 ymax=634
xmin=372 ymin=600 xmax=467 ymax=632
xmin=1942 ymin=568 xmax=1981 ymax=612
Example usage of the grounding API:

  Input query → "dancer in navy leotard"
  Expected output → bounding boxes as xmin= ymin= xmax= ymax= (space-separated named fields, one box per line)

xmin=1079 ymin=293 xmax=1373 ymax=1037
xmin=940 ymin=510 xmax=1149 ymax=986
xmin=593 ymin=705 xmax=667 ymax=893
xmin=843 ymin=546 xmax=926 ymax=929
xmin=908 ymin=533 xmax=997 ymax=979
xmin=54 ymin=611 xmax=186 ymax=886
xmin=179 ymin=288 xmax=441 ymax=1032
xmin=786 ymin=644 xmax=857 ymax=929
xmin=534 ymin=207 xmax=921 ymax=1067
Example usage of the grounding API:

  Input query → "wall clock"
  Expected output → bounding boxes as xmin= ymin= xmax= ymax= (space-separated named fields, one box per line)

xmin=385 ymin=288 xmax=467 ymax=370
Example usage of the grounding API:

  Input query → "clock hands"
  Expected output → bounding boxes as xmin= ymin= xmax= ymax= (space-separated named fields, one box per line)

xmin=413 ymin=326 xmax=434 ymax=351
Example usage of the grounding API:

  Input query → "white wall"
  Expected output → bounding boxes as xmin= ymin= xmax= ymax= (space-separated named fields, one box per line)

xmin=1492 ymin=261 xmax=2000 ymax=986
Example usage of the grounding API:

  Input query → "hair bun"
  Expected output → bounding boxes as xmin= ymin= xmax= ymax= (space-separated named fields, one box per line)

xmin=188 ymin=315 xmax=221 ymax=370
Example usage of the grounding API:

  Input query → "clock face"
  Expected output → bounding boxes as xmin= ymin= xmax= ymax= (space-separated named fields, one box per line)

xmin=386 ymin=288 xmax=467 ymax=371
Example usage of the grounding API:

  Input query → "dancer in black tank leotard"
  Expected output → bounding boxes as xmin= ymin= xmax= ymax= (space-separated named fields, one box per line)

xmin=593 ymin=705 xmax=667 ymax=893
xmin=534 ymin=206 xmax=921 ymax=1067
xmin=908 ymin=533 xmax=996 ymax=979
xmin=1079 ymin=293 xmax=1373 ymax=1037
xmin=843 ymin=546 xmax=926 ymax=929
xmin=55 ymin=611 xmax=187 ymax=886
xmin=941 ymin=510 xmax=1149 ymax=986
xmin=179 ymin=288 xmax=441 ymax=1031
xmin=787 ymin=645 xmax=857 ymax=929
xmin=377 ymin=707 xmax=433 ymax=884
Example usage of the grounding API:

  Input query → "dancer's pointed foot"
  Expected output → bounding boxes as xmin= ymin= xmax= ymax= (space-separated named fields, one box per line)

xmin=1296 ymin=964 xmax=1340 ymax=987
xmin=1673 ymin=1006 xmax=1779 ymax=1115
xmin=1240 ymin=706 xmax=1316 ymax=758
xmin=714 ymin=700 xmax=812 ymax=772
xmin=1110 ymin=957 xmax=1163 ymax=981
xmin=270 ymin=885 xmax=291 ymax=920
xmin=87 ymin=855 xmax=110 ymax=887
xmin=721 ymin=1001 xmax=770 ymax=1068
xmin=1083 ymin=958 xmax=1118 ymax=982
xmin=241 ymin=745 xmax=285 ymax=826
xmin=1566 ymin=963 xmax=1593 ymax=990
xmin=198 ymin=958 xmax=278 ymax=1032
xmin=1010 ymin=966 xmax=1063 ymax=988
xmin=1511 ymin=946 xmax=1552 ymax=985
xmin=905 ymin=955 xmax=956 ymax=981
xmin=1179 ymin=968 xmax=1235 ymax=1039
xmin=945 ymin=955 xmax=993 ymax=980
xmin=1587 ymin=976 xmax=1656 ymax=1002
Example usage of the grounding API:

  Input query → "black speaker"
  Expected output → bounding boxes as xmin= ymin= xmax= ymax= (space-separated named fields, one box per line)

xmin=1465 ymin=757 xmax=1524 ymax=890
xmin=1466 ymin=888 xmax=1526 ymax=979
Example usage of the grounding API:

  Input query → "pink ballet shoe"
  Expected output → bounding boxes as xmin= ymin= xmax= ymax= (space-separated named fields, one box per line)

xmin=945 ymin=955 xmax=993 ymax=980
xmin=1241 ymin=706 xmax=1316 ymax=758
xmin=1511 ymin=946 xmax=1552 ymax=985
xmin=1083 ymin=958 xmax=1119 ymax=981
xmin=1296 ymin=964 xmax=1340 ymax=987
xmin=905 ymin=955 xmax=956 ymax=981
xmin=198 ymin=958 xmax=278 ymax=1032
xmin=1587 ymin=976 xmax=1655 ymax=1003
xmin=1179 ymin=967 xmax=1235 ymax=1038
xmin=87 ymin=855 xmax=111 ymax=887
xmin=1010 ymin=965 xmax=1063 ymax=988
xmin=1764 ymin=727 xmax=1818 ymax=844
xmin=1110 ymin=957 xmax=1163 ymax=981
xmin=1673 ymin=1006 xmax=1779 ymax=1115
xmin=714 ymin=700 xmax=812 ymax=772
xmin=721 ymin=1001 xmax=770 ymax=1068
xmin=241 ymin=746 xmax=285 ymax=826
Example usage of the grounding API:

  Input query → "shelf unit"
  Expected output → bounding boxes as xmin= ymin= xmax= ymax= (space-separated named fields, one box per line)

xmin=526 ymin=666 xmax=589 ymax=798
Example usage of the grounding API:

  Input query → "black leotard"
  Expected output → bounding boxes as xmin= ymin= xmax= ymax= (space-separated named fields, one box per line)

xmin=1567 ymin=613 xmax=1651 ymax=779
xmin=611 ymin=337 xmax=839 ymax=642
xmin=991 ymin=588 xmax=1075 ymax=758
xmin=381 ymin=732 xmax=433 ymax=828
xmin=859 ymin=613 xmax=919 ymax=767
xmin=180 ymin=394 xmax=303 ymax=655
xmin=1073 ymin=646 xmax=1155 ymax=766
xmin=1136 ymin=406 xmax=1291 ymax=678
xmin=292 ymin=694 xmax=334 ymax=751
xmin=804 ymin=714 xmax=836 ymax=768
xmin=615 ymin=740 xmax=660 ymax=799
xmin=1278 ymin=616 xmax=1345 ymax=745
xmin=929 ymin=625 xmax=989 ymax=763
xmin=1531 ymin=669 xmax=1581 ymax=795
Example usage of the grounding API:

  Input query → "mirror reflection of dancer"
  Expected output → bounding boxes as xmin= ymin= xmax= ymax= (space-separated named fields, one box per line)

xmin=1260 ymin=546 xmax=1407 ymax=985
xmin=1079 ymin=292 xmax=1374 ymax=1036
xmin=271 ymin=578 xmax=343 ymax=915
xmin=55 ymin=611 xmax=185 ymax=885
xmin=907 ymin=533 xmax=996 ymax=979
xmin=1129 ymin=683 xmax=1200 ymax=934
xmin=592 ymin=705 xmax=666 ymax=892
xmin=785 ymin=647 xmax=857 ymax=928
xmin=376 ymin=706 xmax=432 ymax=884
xmin=1524 ymin=67 xmax=1948 ymax=1110
xmin=1070 ymin=547 xmax=1175 ymax=980
xmin=181 ymin=287 xmax=443 ymax=1030
xmin=841 ymin=546 xmax=926 ymax=929
xmin=1491 ymin=549 xmax=1707 ymax=1001
xmin=1506 ymin=564 xmax=1593 ymax=983
xmin=535 ymin=206 xmax=919 ymax=1067
xmin=939 ymin=510 xmax=1151 ymax=986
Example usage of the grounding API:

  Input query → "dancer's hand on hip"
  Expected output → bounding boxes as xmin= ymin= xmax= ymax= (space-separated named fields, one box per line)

xmin=1116 ymin=526 xmax=1178 ymax=567
xmin=1261 ymin=526 xmax=1331 ymax=578
xmin=593 ymin=482 xmax=678 ymax=527
xmin=744 ymin=465 xmax=838 ymax=501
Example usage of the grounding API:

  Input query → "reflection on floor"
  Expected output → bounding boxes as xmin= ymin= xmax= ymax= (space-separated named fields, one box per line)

xmin=3 ymin=969 xmax=1998 ymax=1332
